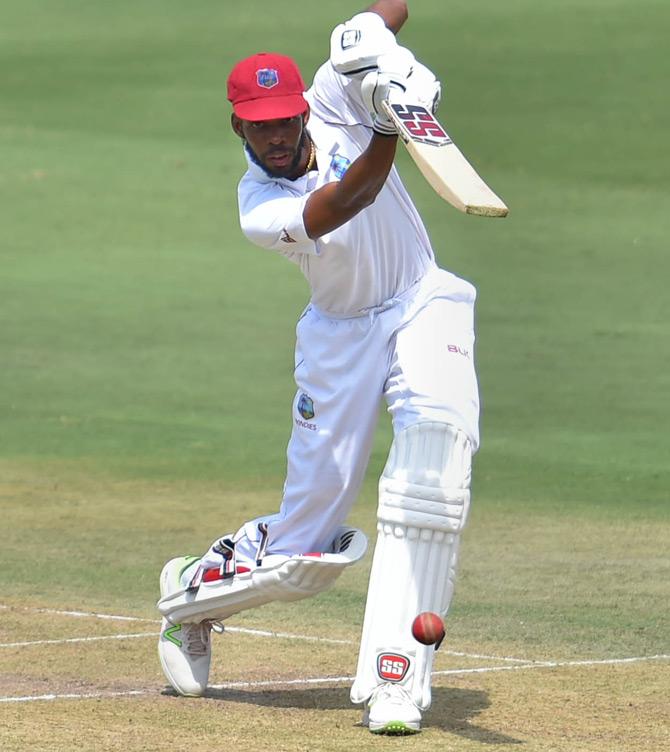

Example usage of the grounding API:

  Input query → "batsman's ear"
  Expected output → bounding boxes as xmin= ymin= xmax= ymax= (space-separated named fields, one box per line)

xmin=231 ymin=113 xmax=245 ymax=139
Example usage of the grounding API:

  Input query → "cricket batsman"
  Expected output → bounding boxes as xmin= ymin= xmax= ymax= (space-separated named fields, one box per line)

xmin=157 ymin=0 xmax=480 ymax=735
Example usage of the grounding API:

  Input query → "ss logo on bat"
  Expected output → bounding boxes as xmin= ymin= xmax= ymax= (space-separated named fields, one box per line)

xmin=390 ymin=104 xmax=452 ymax=146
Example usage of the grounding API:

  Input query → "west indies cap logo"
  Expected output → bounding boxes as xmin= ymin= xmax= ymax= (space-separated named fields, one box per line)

xmin=256 ymin=68 xmax=279 ymax=89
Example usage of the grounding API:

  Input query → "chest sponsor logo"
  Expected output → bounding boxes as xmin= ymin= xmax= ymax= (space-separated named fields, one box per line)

xmin=256 ymin=68 xmax=279 ymax=89
xmin=377 ymin=653 xmax=410 ymax=682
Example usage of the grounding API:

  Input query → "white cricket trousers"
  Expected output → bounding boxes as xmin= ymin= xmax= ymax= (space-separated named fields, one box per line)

xmin=233 ymin=265 xmax=480 ymax=561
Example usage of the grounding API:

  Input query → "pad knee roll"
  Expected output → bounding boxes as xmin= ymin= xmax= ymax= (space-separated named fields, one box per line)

xmin=379 ymin=421 xmax=471 ymax=533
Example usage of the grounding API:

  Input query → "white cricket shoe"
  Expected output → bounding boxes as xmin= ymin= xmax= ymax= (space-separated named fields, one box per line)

xmin=364 ymin=683 xmax=422 ymax=735
xmin=158 ymin=556 xmax=214 ymax=697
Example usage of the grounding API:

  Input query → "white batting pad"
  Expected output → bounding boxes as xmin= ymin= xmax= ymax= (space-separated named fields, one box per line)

xmin=157 ymin=527 xmax=367 ymax=624
xmin=350 ymin=422 xmax=471 ymax=710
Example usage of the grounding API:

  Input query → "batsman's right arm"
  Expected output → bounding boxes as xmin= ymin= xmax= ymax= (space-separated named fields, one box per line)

xmin=302 ymin=133 xmax=398 ymax=239
xmin=366 ymin=0 xmax=408 ymax=34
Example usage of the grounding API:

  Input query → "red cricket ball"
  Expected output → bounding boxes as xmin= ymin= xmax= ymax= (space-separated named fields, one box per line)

xmin=411 ymin=612 xmax=445 ymax=646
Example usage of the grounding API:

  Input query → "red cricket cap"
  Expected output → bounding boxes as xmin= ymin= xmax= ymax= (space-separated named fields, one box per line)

xmin=227 ymin=52 xmax=308 ymax=121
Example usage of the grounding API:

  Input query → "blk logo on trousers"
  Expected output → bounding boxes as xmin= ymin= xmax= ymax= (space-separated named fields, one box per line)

xmin=447 ymin=344 xmax=470 ymax=358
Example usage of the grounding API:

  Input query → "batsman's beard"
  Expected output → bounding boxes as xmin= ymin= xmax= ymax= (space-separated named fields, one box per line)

xmin=246 ymin=128 xmax=309 ymax=179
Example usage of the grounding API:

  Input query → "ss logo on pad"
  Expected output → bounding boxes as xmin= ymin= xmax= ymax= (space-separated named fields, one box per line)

xmin=377 ymin=653 xmax=410 ymax=682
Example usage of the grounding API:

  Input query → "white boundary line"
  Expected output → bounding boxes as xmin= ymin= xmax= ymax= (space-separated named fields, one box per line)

xmin=0 ymin=605 xmax=532 ymax=663
xmin=0 ymin=632 xmax=159 ymax=648
xmin=1 ymin=690 xmax=147 ymax=704
xmin=1 ymin=654 xmax=668 ymax=704
xmin=446 ymin=650 xmax=549 ymax=665
xmin=0 ymin=629 xmax=538 ymax=664
xmin=432 ymin=653 xmax=670 ymax=676
xmin=209 ymin=653 xmax=670 ymax=688
xmin=0 ymin=605 xmax=156 ymax=624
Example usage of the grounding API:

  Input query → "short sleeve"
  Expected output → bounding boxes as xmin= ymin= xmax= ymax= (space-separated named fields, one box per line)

xmin=238 ymin=178 xmax=319 ymax=256
xmin=306 ymin=62 xmax=373 ymax=129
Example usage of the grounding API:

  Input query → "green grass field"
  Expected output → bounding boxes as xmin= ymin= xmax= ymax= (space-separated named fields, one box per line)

xmin=1 ymin=1 xmax=669 ymax=750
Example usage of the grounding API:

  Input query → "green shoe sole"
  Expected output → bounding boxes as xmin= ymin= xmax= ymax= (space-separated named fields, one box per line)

xmin=370 ymin=721 xmax=420 ymax=735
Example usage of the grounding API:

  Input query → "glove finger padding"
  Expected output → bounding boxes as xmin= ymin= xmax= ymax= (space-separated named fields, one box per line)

xmin=406 ymin=60 xmax=442 ymax=114
xmin=361 ymin=48 xmax=415 ymax=135
xmin=330 ymin=12 xmax=398 ymax=78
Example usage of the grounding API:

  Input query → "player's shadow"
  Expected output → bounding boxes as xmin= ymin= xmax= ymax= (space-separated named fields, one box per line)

xmin=196 ymin=685 xmax=522 ymax=745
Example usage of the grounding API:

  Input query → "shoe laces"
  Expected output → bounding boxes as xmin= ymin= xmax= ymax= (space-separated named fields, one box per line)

xmin=370 ymin=683 xmax=415 ymax=708
xmin=182 ymin=621 xmax=224 ymax=656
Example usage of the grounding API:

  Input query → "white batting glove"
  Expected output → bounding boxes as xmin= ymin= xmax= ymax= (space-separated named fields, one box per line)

xmin=405 ymin=60 xmax=442 ymax=114
xmin=361 ymin=48 xmax=415 ymax=135
xmin=330 ymin=12 xmax=398 ymax=79
xmin=197 ymin=536 xmax=237 ymax=574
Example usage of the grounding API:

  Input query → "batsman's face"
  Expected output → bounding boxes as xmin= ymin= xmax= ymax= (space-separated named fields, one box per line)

xmin=233 ymin=112 xmax=309 ymax=179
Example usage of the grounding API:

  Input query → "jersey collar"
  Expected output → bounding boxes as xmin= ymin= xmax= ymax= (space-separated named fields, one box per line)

xmin=243 ymin=141 xmax=316 ymax=190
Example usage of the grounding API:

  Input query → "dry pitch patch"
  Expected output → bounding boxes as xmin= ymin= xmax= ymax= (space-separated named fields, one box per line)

xmin=1 ymin=605 xmax=668 ymax=752
xmin=1 ymin=465 xmax=668 ymax=749
xmin=0 ymin=604 xmax=514 ymax=698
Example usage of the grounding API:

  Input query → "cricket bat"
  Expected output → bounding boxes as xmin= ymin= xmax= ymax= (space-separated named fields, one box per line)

xmin=381 ymin=100 xmax=509 ymax=218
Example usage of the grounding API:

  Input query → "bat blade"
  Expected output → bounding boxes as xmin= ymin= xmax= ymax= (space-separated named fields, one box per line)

xmin=381 ymin=101 xmax=509 ymax=218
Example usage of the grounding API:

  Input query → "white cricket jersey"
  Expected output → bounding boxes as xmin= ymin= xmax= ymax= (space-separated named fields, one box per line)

xmin=237 ymin=61 xmax=436 ymax=317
